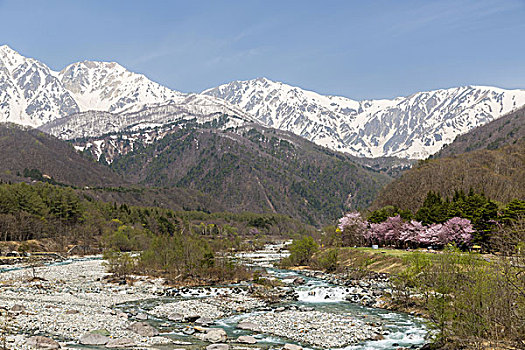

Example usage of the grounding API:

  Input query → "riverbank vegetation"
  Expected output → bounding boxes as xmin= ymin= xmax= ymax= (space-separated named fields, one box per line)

xmin=283 ymin=190 xmax=525 ymax=349
xmin=0 ymin=181 xmax=312 ymax=284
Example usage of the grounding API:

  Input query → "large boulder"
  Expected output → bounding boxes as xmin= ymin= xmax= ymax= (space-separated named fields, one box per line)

xmin=203 ymin=328 xmax=227 ymax=343
xmin=167 ymin=313 xmax=184 ymax=322
xmin=64 ymin=309 xmax=80 ymax=315
xmin=183 ymin=313 xmax=200 ymax=322
xmin=127 ymin=321 xmax=159 ymax=337
xmin=10 ymin=304 xmax=25 ymax=312
xmin=182 ymin=327 xmax=195 ymax=335
xmin=293 ymin=277 xmax=306 ymax=285
xmin=236 ymin=321 xmax=261 ymax=332
xmin=90 ymin=329 xmax=110 ymax=336
xmin=237 ymin=335 xmax=257 ymax=344
xmin=25 ymin=336 xmax=61 ymax=349
xmin=79 ymin=333 xmax=109 ymax=345
xmin=196 ymin=317 xmax=214 ymax=326
xmin=135 ymin=313 xmax=148 ymax=320
xmin=105 ymin=338 xmax=137 ymax=348
xmin=283 ymin=344 xmax=303 ymax=350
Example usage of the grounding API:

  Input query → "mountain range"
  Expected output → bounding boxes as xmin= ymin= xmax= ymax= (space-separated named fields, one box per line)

xmin=2 ymin=45 xmax=524 ymax=159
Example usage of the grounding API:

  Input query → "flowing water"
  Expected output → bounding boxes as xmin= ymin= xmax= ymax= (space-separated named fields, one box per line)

xmin=2 ymin=245 xmax=428 ymax=349
xmin=117 ymin=242 xmax=428 ymax=349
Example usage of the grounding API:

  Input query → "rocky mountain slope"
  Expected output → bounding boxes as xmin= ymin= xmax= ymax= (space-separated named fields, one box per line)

xmin=106 ymin=123 xmax=391 ymax=225
xmin=203 ymin=78 xmax=525 ymax=159
xmin=435 ymin=105 xmax=525 ymax=158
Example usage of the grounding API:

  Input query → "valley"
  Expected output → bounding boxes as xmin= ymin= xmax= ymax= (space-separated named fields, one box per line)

xmin=0 ymin=37 xmax=524 ymax=350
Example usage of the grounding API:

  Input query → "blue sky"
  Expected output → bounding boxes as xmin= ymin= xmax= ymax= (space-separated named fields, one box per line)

xmin=1 ymin=0 xmax=524 ymax=99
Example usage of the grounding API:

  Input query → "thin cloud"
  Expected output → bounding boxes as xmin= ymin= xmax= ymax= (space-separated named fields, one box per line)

xmin=389 ymin=0 xmax=523 ymax=35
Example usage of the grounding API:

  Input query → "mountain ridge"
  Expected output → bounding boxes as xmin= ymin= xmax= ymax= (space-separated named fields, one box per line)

xmin=2 ymin=45 xmax=525 ymax=159
xmin=203 ymin=77 xmax=525 ymax=159
xmin=0 ymin=45 xmax=246 ymax=129
xmin=435 ymin=105 xmax=525 ymax=158
xmin=107 ymin=122 xmax=391 ymax=225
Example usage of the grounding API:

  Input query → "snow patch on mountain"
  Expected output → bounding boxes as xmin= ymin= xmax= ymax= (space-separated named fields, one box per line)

xmin=40 ymin=98 xmax=255 ymax=141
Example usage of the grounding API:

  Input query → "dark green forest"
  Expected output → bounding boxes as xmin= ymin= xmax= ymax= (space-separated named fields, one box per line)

xmin=109 ymin=125 xmax=390 ymax=226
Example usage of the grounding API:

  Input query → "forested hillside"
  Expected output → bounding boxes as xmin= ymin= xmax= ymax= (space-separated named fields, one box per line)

xmin=0 ymin=123 xmax=123 ymax=187
xmin=0 ymin=181 xmax=308 ymax=244
xmin=110 ymin=125 xmax=391 ymax=226
xmin=370 ymin=139 xmax=525 ymax=212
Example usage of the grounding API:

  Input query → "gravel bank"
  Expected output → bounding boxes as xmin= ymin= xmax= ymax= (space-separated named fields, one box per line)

xmin=151 ymin=295 xmax=266 ymax=320
xmin=245 ymin=309 xmax=383 ymax=347
xmin=0 ymin=258 xmax=172 ymax=349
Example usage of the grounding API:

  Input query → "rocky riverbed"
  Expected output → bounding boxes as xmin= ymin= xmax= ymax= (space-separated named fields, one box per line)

xmin=0 ymin=247 xmax=428 ymax=350
xmin=244 ymin=309 xmax=383 ymax=348
xmin=0 ymin=258 xmax=171 ymax=349
xmin=150 ymin=295 xmax=266 ymax=321
xmin=297 ymin=270 xmax=391 ymax=308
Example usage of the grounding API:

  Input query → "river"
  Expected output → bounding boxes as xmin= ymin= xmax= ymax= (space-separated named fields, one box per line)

xmin=113 ymin=242 xmax=428 ymax=350
xmin=0 ymin=244 xmax=428 ymax=349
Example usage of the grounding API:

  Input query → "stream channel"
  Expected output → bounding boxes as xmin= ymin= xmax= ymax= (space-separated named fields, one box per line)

xmin=111 ymin=243 xmax=428 ymax=350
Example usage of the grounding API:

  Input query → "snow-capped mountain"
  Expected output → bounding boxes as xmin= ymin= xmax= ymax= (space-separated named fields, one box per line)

xmin=40 ymin=94 xmax=255 ymax=140
xmin=3 ymin=45 xmax=525 ymax=159
xmin=40 ymin=101 xmax=255 ymax=163
xmin=58 ymin=60 xmax=184 ymax=113
xmin=203 ymin=78 xmax=525 ymax=158
xmin=0 ymin=45 xmax=244 ymax=128
xmin=0 ymin=45 xmax=78 ymax=125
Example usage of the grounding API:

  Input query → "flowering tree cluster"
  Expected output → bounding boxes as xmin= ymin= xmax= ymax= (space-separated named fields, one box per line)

xmin=338 ymin=213 xmax=474 ymax=248
xmin=337 ymin=212 xmax=368 ymax=246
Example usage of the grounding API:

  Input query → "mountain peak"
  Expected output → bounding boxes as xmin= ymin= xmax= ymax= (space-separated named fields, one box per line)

xmin=0 ymin=44 xmax=19 ymax=55
xmin=254 ymin=76 xmax=273 ymax=84
xmin=0 ymin=44 xmax=33 ymax=71
xmin=62 ymin=60 xmax=126 ymax=72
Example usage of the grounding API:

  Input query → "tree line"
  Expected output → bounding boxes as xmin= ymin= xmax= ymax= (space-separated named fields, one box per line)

xmin=0 ymin=181 xmax=313 ymax=282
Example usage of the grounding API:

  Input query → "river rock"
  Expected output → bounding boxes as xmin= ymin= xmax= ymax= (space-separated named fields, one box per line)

xmin=64 ymin=309 xmax=79 ymax=314
xmin=11 ymin=304 xmax=25 ymax=312
xmin=293 ymin=277 xmax=305 ymax=285
xmin=283 ymin=344 xmax=303 ymax=350
xmin=183 ymin=326 xmax=195 ymax=335
xmin=25 ymin=336 xmax=61 ymax=349
xmin=196 ymin=316 xmax=214 ymax=326
xmin=237 ymin=321 xmax=261 ymax=332
xmin=194 ymin=326 xmax=209 ymax=333
xmin=135 ymin=312 xmax=148 ymax=320
xmin=105 ymin=338 xmax=137 ymax=348
xmin=237 ymin=335 xmax=257 ymax=344
xmin=203 ymin=328 xmax=227 ymax=342
xmin=79 ymin=333 xmax=109 ymax=345
xmin=168 ymin=313 xmax=184 ymax=322
xmin=206 ymin=344 xmax=229 ymax=350
xmin=90 ymin=329 xmax=111 ymax=336
xmin=184 ymin=314 xmax=200 ymax=322
xmin=127 ymin=321 xmax=159 ymax=337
